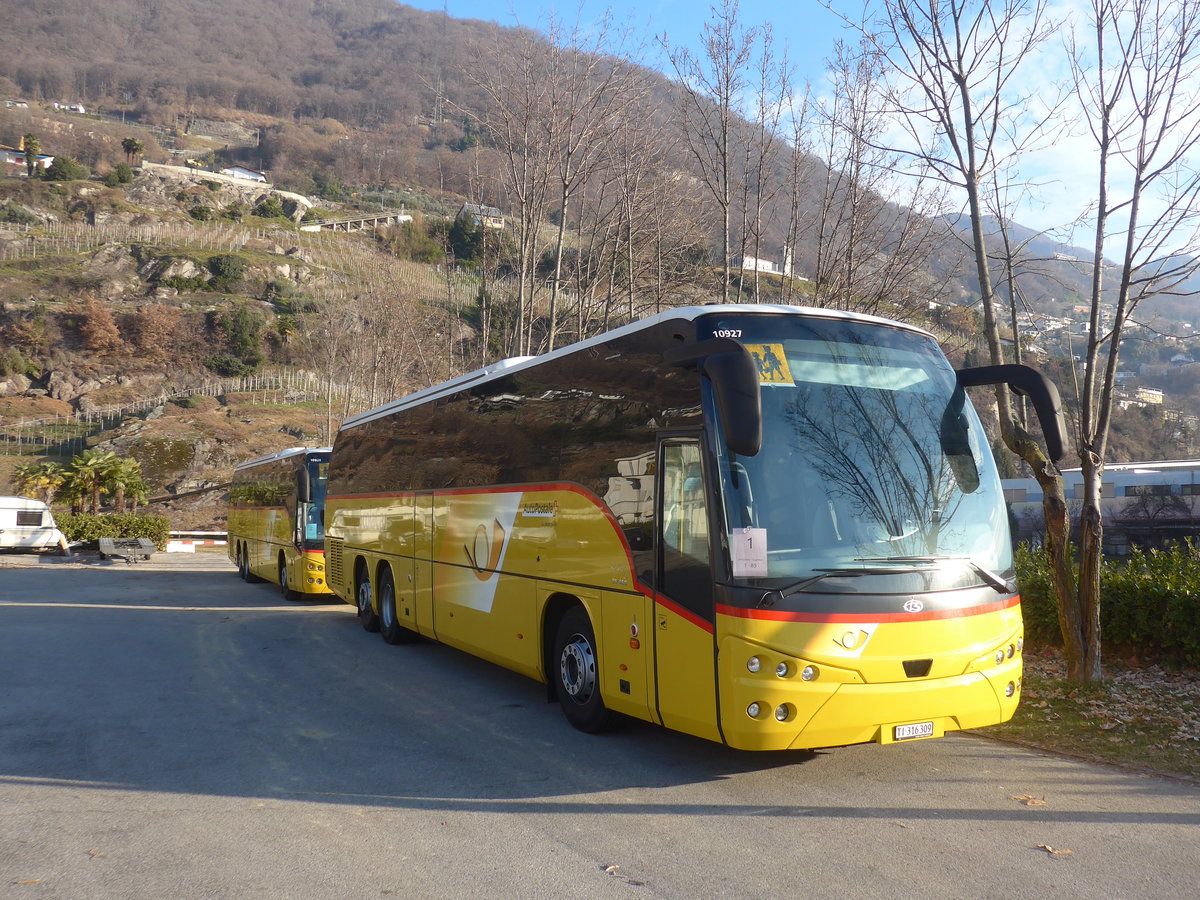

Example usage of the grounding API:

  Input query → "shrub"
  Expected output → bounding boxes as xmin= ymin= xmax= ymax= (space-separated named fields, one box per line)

xmin=0 ymin=346 xmax=37 ymax=377
xmin=1016 ymin=542 xmax=1200 ymax=666
xmin=205 ymin=353 xmax=255 ymax=377
xmin=160 ymin=274 xmax=209 ymax=292
xmin=189 ymin=205 xmax=213 ymax=221
xmin=207 ymin=253 xmax=247 ymax=292
xmin=44 ymin=156 xmax=91 ymax=182
xmin=0 ymin=201 xmax=38 ymax=225
xmin=56 ymin=512 xmax=171 ymax=550
xmin=208 ymin=254 xmax=247 ymax=281
xmin=115 ymin=163 xmax=133 ymax=184
xmin=252 ymin=195 xmax=287 ymax=219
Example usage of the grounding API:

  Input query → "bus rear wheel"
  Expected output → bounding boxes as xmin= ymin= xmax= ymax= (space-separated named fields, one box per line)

xmin=553 ymin=606 xmax=616 ymax=734
xmin=240 ymin=544 xmax=263 ymax=583
xmin=378 ymin=568 xmax=417 ymax=645
xmin=356 ymin=568 xmax=379 ymax=632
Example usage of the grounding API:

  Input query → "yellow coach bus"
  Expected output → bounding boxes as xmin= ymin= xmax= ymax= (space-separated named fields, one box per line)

xmin=228 ymin=446 xmax=334 ymax=599
xmin=325 ymin=305 xmax=1065 ymax=750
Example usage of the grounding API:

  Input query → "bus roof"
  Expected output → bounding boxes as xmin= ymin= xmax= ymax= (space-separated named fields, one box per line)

xmin=233 ymin=446 xmax=332 ymax=472
xmin=339 ymin=303 xmax=935 ymax=432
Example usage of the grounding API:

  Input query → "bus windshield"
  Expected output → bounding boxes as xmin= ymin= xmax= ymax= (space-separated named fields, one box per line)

xmin=704 ymin=314 xmax=1011 ymax=594
xmin=302 ymin=458 xmax=329 ymax=547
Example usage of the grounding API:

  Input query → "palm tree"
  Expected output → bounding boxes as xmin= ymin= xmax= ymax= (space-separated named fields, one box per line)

xmin=125 ymin=474 xmax=150 ymax=512
xmin=105 ymin=458 xmax=145 ymax=514
xmin=121 ymin=137 xmax=144 ymax=164
xmin=65 ymin=449 xmax=118 ymax=513
xmin=12 ymin=461 xmax=65 ymax=503
xmin=58 ymin=477 xmax=88 ymax=515
xmin=21 ymin=133 xmax=40 ymax=178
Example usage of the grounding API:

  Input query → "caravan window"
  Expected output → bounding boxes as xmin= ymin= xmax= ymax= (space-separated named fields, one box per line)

xmin=16 ymin=510 xmax=43 ymax=527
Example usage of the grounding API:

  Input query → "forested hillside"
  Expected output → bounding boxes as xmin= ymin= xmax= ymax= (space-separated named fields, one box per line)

xmin=2 ymin=0 xmax=1137 ymax=318
xmin=4 ymin=0 xmax=1200 ymax=528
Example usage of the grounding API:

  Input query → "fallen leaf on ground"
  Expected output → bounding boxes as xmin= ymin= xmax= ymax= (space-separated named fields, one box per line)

xmin=1011 ymin=794 xmax=1047 ymax=806
xmin=1037 ymin=844 xmax=1073 ymax=857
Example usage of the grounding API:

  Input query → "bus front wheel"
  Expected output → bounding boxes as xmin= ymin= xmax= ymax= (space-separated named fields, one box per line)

xmin=279 ymin=554 xmax=301 ymax=601
xmin=552 ymin=606 xmax=616 ymax=734
xmin=356 ymin=567 xmax=379 ymax=632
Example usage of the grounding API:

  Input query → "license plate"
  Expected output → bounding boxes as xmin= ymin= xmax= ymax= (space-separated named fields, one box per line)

xmin=894 ymin=721 xmax=935 ymax=741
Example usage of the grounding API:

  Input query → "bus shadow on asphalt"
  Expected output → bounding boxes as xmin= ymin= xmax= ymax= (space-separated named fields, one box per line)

xmin=4 ymin=567 xmax=1199 ymax=826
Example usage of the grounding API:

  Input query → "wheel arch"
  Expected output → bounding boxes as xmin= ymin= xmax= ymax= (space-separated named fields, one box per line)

xmin=541 ymin=592 xmax=586 ymax=700
xmin=373 ymin=557 xmax=394 ymax=590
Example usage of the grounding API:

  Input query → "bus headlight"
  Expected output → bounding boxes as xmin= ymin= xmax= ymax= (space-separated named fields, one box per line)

xmin=801 ymin=665 xmax=818 ymax=682
xmin=775 ymin=662 xmax=790 ymax=678
xmin=995 ymin=650 xmax=1005 ymax=665
xmin=774 ymin=704 xmax=792 ymax=722
xmin=747 ymin=702 xmax=762 ymax=718
xmin=1005 ymin=681 xmax=1017 ymax=698
xmin=746 ymin=656 xmax=761 ymax=673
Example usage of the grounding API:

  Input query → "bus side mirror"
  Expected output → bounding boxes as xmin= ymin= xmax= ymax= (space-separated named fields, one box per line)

xmin=296 ymin=467 xmax=312 ymax=503
xmin=955 ymin=364 xmax=1068 ymax=463
xmin=665 ymin=338 xmax=762 ymax=457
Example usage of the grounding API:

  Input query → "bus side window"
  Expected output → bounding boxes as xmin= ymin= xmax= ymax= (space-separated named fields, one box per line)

xmin=659 ymin=441 xmax=714 ymax=619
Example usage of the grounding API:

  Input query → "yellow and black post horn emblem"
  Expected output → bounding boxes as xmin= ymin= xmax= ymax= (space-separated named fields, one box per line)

xmin=464 ymin=519 xmax=506 ymax=581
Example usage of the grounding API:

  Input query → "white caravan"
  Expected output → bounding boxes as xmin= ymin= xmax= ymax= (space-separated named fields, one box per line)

xmin=0 ymin=496 xmax=68 ymax=552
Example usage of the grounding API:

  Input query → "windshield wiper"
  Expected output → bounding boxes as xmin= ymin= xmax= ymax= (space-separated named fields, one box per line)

xmin=756 ymin=566 xmax=927 ymax=608
xmin=855 ymin=556 xmax=1016 ymax=594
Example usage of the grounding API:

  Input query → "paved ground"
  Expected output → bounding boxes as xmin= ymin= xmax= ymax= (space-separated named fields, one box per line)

xmin=1 ymin=551 xmax=1198 ymax=898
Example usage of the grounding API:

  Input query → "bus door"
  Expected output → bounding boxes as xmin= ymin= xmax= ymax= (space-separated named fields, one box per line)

xmin=653 ymin=437 xmax=721 ymax=743
xmin=413 ymin=493 xmax=436 ymax=639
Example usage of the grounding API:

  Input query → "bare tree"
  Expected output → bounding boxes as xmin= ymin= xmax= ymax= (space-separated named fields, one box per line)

xmin=809 ymin=33 xmax=956 ymax=319
xmin=539 ymin=14 xmax=641 ymax=351
xmin=663 ymin=0 xmax=758 ymax=303
xmin=1065 ymin=0 xmax=1200 ymax=679
xmin=739 ymin=24 xmax=791 ymax=301
xmin=848 ymin=0 xmax=1096 ymax=677
xmin=461 ymin=29 xmax=555 ymax=356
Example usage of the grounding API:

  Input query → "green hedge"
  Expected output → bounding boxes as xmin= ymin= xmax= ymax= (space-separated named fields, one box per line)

xmin=1016 ymin=543 xmax=1200 ymax=666
xmin=56 ymin=513 xmax=172 ymax=550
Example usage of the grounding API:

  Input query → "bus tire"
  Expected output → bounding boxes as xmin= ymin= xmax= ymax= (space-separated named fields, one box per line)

xmin=279 ymin=554 xmax=301 ymax=601
xmin=552 ymin=605 xmax=616 ymax=734
xmin=356 ymin=565 xmax=379 ymax=632
xmin=236 ymin=545 xmax=248 ymax=581
xmin=240 ymin=544 xmax=263 ymax=583
xmin=378 ymin=568 xmax=417 ymax=645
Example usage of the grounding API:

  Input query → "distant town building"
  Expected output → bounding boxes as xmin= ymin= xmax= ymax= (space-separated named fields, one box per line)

xmin=1 ymin=145 xmax=54 ymax=175
xmin=735 ymin=248 xmax=806 ymax=280
xmin=219 ymin=166 xmax=269 ymax=183
xmin=737 ymin=255 xmax=781 ymax=274
xmin=52 ymin=101 xmax=86 ymax=114
xmin=459 ymin=203 xmax=505 ymax=229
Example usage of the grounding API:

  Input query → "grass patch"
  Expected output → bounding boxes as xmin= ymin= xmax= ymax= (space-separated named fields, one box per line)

xmin=986 ymin=650 xmax=1200 ymax=779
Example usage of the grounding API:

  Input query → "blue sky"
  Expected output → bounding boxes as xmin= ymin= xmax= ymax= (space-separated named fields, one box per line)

xmin=401 ymin=1 xmax=850 ymax=90
xmin=398 ymin=1 xmax=1195 ymax=256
